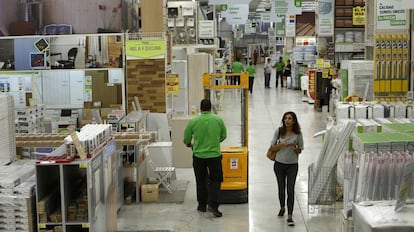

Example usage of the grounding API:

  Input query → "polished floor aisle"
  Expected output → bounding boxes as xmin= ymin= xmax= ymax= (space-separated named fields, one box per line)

xmin=117 ymin=65 xmax=341 ymax=232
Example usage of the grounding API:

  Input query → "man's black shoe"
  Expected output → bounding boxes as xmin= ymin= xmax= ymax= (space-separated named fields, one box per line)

xmin=197 ymin=205 xmax=206 ymax=212
xmin=207 ymin=207 xmax=222 ymax=217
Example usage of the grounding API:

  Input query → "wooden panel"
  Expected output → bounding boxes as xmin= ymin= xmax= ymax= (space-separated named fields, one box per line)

xmin=141 ymin=0 xmax=166 ymax=33
xmin=126 ymin=59 xmax=166 ymax=113
xmin=187 ymin=53 xmax=209 ymax=114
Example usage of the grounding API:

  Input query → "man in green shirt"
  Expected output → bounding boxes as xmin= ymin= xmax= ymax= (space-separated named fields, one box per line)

xmin=183 ymin=99 xmax=227 ymax=217
xmin=246 ymin=61 xmax=256 ymax=94
xmin=273 ymin=57 xmax=285 ymax=88
xmin=231 ymin=58 xmax=244 ymax=85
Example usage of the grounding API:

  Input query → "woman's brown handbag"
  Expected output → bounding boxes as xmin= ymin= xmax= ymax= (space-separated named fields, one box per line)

xmin=266 ymin=128 xmax=281 ymax=161
xmin=266 ymin=148 xmax=276 ymax=161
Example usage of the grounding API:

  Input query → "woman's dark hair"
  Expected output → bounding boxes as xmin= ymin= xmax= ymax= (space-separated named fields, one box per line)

xmin=200 ymin=99 xmax=211 ymax=112
xmin=279 ymin=111 xmax=301 ymax=135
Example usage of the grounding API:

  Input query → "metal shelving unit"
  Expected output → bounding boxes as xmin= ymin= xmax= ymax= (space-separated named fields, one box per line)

xmin=36 ymin=139 xmax=117 ymax=232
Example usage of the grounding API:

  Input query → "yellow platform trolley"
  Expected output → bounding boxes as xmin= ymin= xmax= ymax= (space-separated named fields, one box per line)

xmin=203 ymin=72 xmax=249 ymax=203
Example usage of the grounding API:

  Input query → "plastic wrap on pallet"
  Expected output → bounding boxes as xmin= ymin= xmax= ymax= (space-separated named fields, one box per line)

xmin=353 ymin=201 xmax=414 ymax=232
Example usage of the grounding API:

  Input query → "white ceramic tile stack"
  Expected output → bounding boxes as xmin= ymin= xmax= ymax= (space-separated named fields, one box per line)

xmin=344 ymin=31 xmax=354 ymax=43
xmin=0 ymin=94 xmax=16 ymax=165
xmin=354 ymin=31 xmax=364 ymax=43
xmin=335 ymin=33 xmax=345 ymax=43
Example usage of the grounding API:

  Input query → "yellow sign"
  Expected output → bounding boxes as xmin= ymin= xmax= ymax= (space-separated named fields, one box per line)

xmin=166 ymin=74 xmax=179 ymax=94
xmin=353 ymin=6 xmax=366 ymax=26
xmin=126 ymin=40 xmax=165 ymax=59
xmin=316 ymin=59 xmax=324 ymax=69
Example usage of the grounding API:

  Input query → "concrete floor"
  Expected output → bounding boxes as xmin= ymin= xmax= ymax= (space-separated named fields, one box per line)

xmin=117 ymin=65 xmax=342 ymax=232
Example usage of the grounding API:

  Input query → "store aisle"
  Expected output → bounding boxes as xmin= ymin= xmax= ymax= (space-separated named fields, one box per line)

xmin=117 ymin=66 xmax=341 ymax=232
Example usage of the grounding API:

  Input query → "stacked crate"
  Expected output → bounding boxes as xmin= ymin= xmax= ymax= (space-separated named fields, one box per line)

xmin=0 ymin=161 xmax=36 ymax=232
xmin=15 ymin=104 xmax=45 ymax=134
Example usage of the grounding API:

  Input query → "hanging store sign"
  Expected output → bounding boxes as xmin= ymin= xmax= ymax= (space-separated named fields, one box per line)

xmin=274 ymin=0 xmax=302 ymax=15
xmin=353 ymin=6 xmax=366 ymax=25
xmin=308 ymin=69 xmax=316 ymax=101
xmin=285 ymin=15 xmax=295 ymax=37
xmin=166 ymin=74 xmax=179 ymax=94
xmin=199 ymin=20 xmax=215 ymax=38
xmin=221 ymin=4 xmax=248 ymax=25
xmin=317 ymin=0 xmax=334 ymax=36
xmin=125 ymin=40 xmax=165 ymax=59
xmin=376 ymin=0 xmax=407 ymax=30
xmin=275 ymin=15 xmax=285 ymax=37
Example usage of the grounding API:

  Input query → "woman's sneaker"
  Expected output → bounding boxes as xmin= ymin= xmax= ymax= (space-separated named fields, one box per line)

xmin=287 ymin=218 xmax=295 ymax=226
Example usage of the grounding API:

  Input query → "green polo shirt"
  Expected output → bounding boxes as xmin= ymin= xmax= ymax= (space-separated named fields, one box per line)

xmin=183 ymin=112 xmax=227 ymax=158
xmin=246 ymin=65 xmax=256 ymax=77
xmin=274 ymin=60 xmax=284 ymax=72
xmin=232 ymin=61 xmax=244 ymax=73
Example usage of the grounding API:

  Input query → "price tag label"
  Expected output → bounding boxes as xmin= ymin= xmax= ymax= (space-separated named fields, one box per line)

xmin=79 ymin=162 xmax=88 ymax=169
xmin=38 ymin=224 xmax=46 ymax=229
xmin=82 ymin=223 xmax=90 ymax=228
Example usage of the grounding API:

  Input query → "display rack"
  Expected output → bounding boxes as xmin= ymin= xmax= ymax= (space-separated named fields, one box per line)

xmin=36 ymin=138 xmax=117 ymax=232
xmin=118 ymin=111 xmax=149 ymax=203
xmin=308 ymin=163 xmax=337 ymax=214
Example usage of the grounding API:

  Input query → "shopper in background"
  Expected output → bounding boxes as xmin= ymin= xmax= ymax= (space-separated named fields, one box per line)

xmin=273 ymin=57 xmax=285 ymax=88
xmin=253 ymin=49 xmax=258 ymax=65
xmin=246 ymin=61 xmax=256 ymax=94
xmin=267 ymin=111 xmax=303 ymax=226
xmin=231 ymin=57 xmax=244 ymax=85
xmin=284 ymin=59 xmax=292 ymax=88
xmin=183 ymin=99 xmax=227 ymax=218
xmin=264 ymin=58 xmax=272 ymax=88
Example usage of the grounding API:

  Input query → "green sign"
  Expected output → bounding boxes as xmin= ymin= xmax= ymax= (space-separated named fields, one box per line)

xmin=295 ymin=0 xmax=302 ymax=7
xmin=125 ymin=40 xmax=165 ymax=59
xmin=275 ymin=15 xmax=285 ymax=37
xmin=220 ymin=4 xmax=227 ymax=11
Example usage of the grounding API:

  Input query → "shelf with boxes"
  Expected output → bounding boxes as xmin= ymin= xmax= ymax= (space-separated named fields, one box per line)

xmin=35 ymin=124 xmax=117 ymax=232
xmin=334 ymin=0 xmax=366 ymax=63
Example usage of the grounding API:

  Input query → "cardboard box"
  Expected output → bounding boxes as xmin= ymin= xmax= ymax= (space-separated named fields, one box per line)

xmin=141 ymin=184 xmax=159 ymax=202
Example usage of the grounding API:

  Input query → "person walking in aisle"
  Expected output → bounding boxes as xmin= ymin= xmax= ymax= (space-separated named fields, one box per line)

xmin=231 ymin=57 xmax=244 ymax=85
xmin=253 ymin=49 xmax=258 ymax=65
xmin=284 ymin=59 xmax=292 ymax=88
xmin=273 ymin=57 xmax=285 ymax=88
xmin=246 ymin=61 xmax=256 ymax=94
xmin=264 ymin=58 xmax=272 ymax=88
xmin=267 ymin=111 xmax=303 ymax=226
xmin=183 ymin=99 xmax=227 ymax=218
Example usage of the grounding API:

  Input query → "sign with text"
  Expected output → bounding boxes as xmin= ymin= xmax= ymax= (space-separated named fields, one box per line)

xmin=198 ymin=20 xmax=215 ymax=38
xmin=221 ymin=4 xmax=248 ymax=25
xmin=274 ymin=0 xmax=302 ymax=15
xmin=166 ymin=74 xmax=179 ymax=94
xmin=376 ymin=0 xmax=407 ymax=30
xmin=353 ymin=6 xmax=366 ymax=25
xmin=285 ymin=15 xmax=295 ymax=37
xmin=318 ymin=0 xmax=334 ymax=36
xmin=125 ymin=40 xmax=165 ymax=59
xmin=308 ymin=69 xmax=316 ymax=101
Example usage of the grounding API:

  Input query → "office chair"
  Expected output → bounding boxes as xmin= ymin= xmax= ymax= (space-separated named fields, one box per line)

xmin=56 ymin=47 xmax=78 ymax=69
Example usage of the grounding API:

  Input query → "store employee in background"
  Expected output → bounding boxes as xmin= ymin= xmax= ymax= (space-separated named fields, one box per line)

xmin=231 ymin=57 xmax=244 ymax=85
xmin=184 ymin=99 xmax=227 ymax=217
